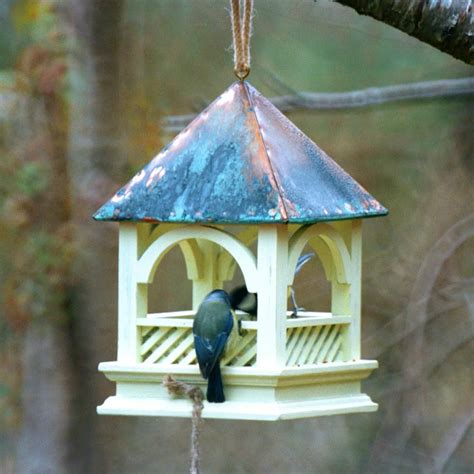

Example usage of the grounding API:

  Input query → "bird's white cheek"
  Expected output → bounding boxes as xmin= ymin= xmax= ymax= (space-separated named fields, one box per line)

xmin=224 ymin=315 xmax=241 ymax=356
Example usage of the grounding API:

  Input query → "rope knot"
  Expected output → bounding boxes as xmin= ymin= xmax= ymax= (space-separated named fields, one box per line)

xmin=230 ymin=0 xmax=254 ymax=81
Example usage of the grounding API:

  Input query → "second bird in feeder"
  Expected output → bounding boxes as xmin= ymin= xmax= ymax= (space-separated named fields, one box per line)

xmin=229 ymin=252 xmax=315 ymax=317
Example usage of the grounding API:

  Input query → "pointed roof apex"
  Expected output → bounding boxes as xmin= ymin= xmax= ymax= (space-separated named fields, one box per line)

xmin=94 ymin=81 xmax=387 ymax=224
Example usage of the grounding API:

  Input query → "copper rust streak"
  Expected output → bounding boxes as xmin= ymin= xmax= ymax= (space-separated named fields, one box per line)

xmin=243 ymin=81 xmax=289 ymax=221
xmin=238 ymin=84 xmax=267 ymax=183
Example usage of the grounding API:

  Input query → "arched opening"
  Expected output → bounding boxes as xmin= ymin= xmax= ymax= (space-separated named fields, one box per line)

xmin=288 ymin=223 xmax=352 ymax=316
xmin=135 ymin=226 xmax=259 ymax=367
xmin=219 ymin=234 xmax=258 ymax=319
xmin=288 ymin=224 xmax=351 ymax=286
xmin=290 ymin=243 xmax=332 ymax=314
xmin=147 ymin=245 xmax=192 ymax=313
xmin=223 ymin=261 xmax=246 ymax=292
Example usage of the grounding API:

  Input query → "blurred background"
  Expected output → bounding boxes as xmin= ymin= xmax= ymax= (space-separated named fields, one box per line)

xmin=0 ymin=0 xmax=472 ymax=473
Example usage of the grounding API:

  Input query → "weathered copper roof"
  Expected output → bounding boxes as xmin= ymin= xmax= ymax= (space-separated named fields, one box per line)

xmin=94 ymin=81 xmax=387 ymax=223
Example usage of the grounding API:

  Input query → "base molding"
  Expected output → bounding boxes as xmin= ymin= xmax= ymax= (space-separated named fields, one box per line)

xmin=97 ymin=394 xmax=377 ymax=421
xmin=98 ymin=360 xmax=378 ymax=420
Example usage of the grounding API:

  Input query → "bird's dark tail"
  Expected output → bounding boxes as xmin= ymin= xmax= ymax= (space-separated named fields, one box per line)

xmin=207 ymin=364 xmax=225 ymax=403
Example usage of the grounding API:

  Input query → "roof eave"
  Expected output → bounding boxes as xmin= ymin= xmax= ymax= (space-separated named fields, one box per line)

xmin=92 ymin=207 xmax=388 ymax=224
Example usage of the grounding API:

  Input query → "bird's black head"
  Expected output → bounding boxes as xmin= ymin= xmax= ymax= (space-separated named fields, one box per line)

xmin=228 ymin=285 xmax=249 ymax=309
xmin=205 ymin=289 xmax=231 ymax=306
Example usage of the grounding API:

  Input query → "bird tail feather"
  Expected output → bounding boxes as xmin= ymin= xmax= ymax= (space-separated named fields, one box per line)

xmin=207 ymin=364 xmax=225 ymax=403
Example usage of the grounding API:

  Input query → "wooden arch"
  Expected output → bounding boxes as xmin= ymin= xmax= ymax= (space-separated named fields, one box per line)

xmin=287 ymin=223 xmax=352 ymax=285
xmin=216 ymin=227 xmax=258 ymax=282
xmin=135 ymin=225 xmax=259 ymax=292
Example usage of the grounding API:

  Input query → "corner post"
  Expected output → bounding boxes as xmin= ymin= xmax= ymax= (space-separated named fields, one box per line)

xmin=348 ymin=220 xmax=362 ymax=359
xmin=256 ymin=225 xmax=288 ymax=367
xmin=118 ymin=222 xmax=146 ymax=362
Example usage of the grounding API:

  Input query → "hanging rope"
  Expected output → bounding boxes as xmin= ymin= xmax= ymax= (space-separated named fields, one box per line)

xmin=163 ymin=375 xmax=204 ymax=474
xmin=230 ymin=0 xmax=254 ymax=80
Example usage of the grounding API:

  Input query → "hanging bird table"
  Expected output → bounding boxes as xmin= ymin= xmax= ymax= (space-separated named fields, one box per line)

xmin=94 ymin=0 xmax=387 ymax=421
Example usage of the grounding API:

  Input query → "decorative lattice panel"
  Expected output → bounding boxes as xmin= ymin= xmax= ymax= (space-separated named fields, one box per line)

xmin=140 ymin=326 xmax=258 ymax=367
xmin=140 ymin=321 xmax=344 ymax=367
xmin=286 ymin=324 xmax=344 ymax=366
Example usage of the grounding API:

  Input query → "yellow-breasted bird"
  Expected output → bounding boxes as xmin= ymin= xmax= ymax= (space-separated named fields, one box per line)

xmin=192 ymin=289 xmax=240 ymax=403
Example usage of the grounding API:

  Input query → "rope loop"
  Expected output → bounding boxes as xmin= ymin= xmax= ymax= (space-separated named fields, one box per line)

xmin=230 ymin=0 xmax=254 ymax=81
xmin=234 ymin=64 xmax=250 ymax=81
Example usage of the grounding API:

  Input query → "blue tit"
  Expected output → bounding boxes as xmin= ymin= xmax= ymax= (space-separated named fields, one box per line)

xmin=192 ymin=289 xmax=240 ymax=403
xmin=229 ymin=252 xmax=315 ymax=317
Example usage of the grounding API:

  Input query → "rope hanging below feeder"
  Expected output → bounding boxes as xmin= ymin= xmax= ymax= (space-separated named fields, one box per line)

xmin=230 ymin=0 xmax=254 ymax=80
xmin=163 ymin=375 xmax=204 ymax=474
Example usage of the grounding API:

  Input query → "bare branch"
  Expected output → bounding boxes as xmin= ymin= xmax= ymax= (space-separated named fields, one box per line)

xmin=332 ymin=0 xmax=474 ymax=64
xmin=403 ymin=214 xmax=474 ymax=384
xmin=163 ymin=77 xmax=474 ymax=133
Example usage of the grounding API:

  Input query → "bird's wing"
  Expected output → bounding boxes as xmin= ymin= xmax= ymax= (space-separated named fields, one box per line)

xmin=193 ymin=298 xmax=235 ymax=378
xmin=194 ymin=331 xmax=230 ymax=379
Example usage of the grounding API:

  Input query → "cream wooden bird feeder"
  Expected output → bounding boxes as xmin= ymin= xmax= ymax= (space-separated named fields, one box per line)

xmin=94 ymin=81 xmax=387 ymax=421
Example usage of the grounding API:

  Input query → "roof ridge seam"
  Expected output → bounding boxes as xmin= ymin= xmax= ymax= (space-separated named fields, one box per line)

xmin=243 ymin=82 xmax=289 ymax=222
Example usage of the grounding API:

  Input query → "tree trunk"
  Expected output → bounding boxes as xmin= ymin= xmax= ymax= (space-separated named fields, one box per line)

xmin=333 ymin=0 xmax=473 ymax=64
xmin=14 ymin=60 xmax=74 ymax=474
xmin=67 ymin=1 xmax=126 ymax=472
xmin=16 ymin=324 xmax=74 ymax=474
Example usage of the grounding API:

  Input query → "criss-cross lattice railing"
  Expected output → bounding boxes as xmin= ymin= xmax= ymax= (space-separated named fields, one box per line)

xmin=137 ymin=311 xmax=351 ymax=367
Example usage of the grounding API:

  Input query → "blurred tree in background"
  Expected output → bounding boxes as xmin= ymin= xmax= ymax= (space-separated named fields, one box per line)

xmin=0 ymin=1 xmax=472 ymax=473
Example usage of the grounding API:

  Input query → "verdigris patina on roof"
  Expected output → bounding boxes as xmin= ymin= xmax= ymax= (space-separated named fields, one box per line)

xmin=94 ymin=81 xmax=387 ymax=224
